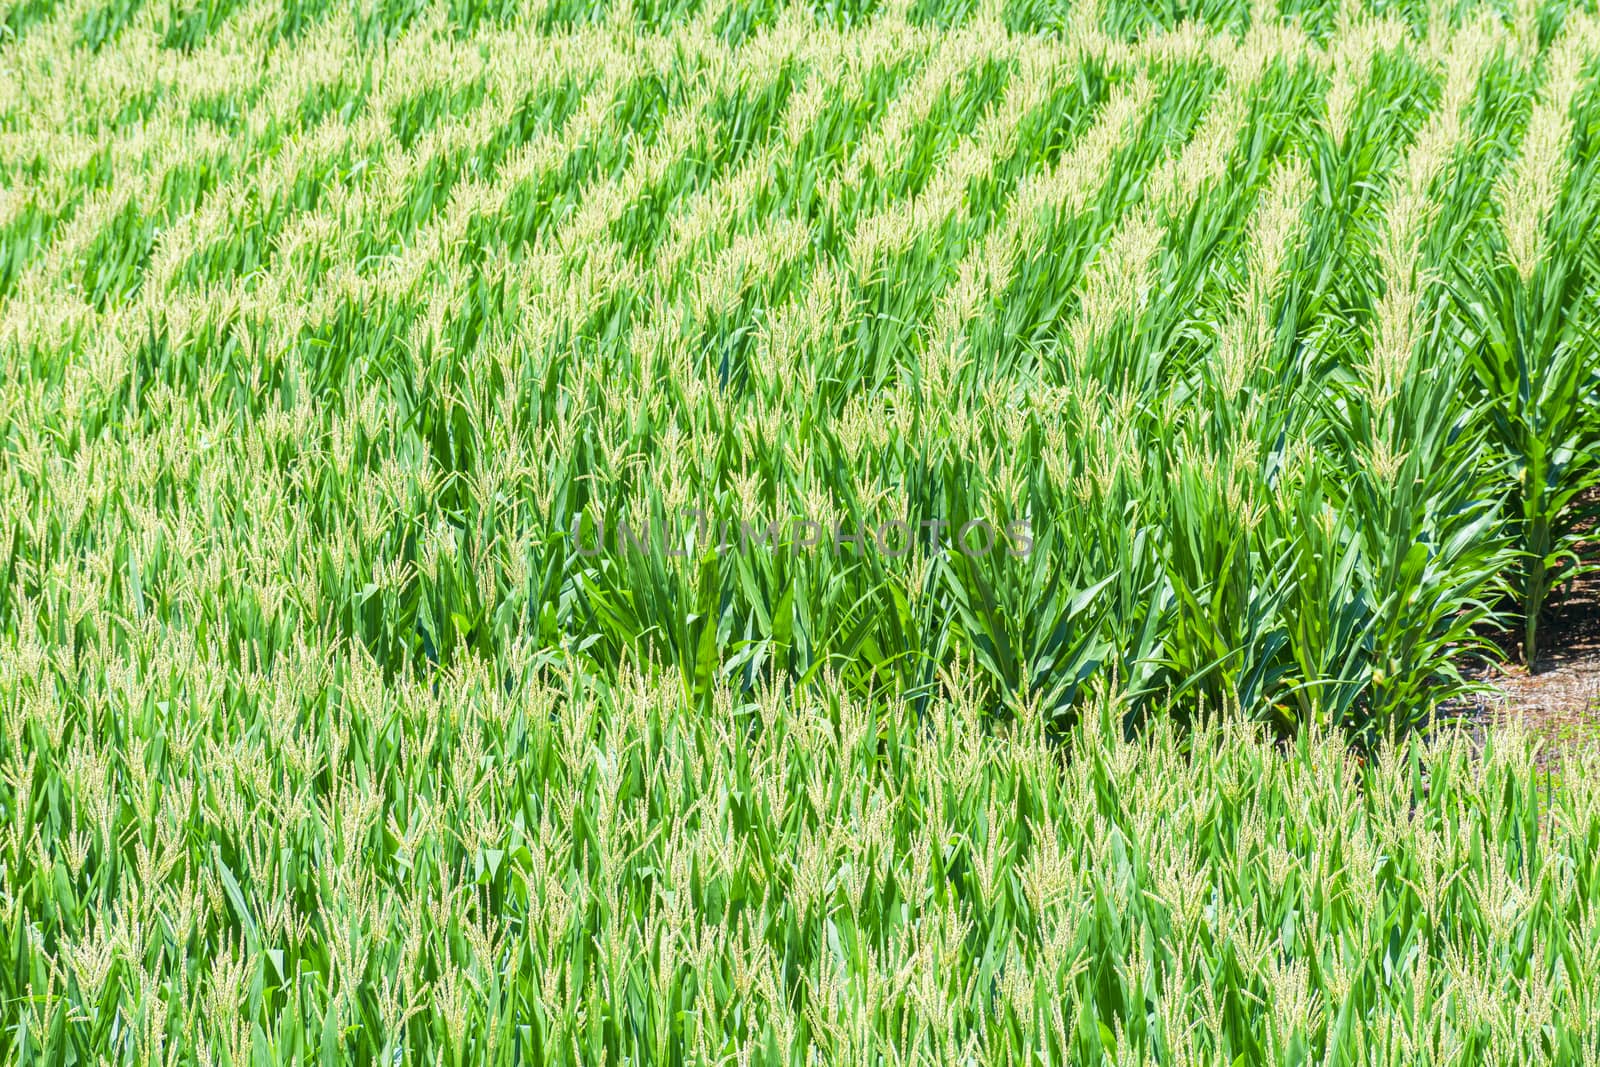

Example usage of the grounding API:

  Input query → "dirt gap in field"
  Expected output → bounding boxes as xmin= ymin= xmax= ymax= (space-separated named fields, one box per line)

xmin=1467 ymin=488 xmax=1600 ymax=769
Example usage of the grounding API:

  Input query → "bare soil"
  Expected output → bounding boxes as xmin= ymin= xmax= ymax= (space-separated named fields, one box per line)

xmin=1463 ymin=497 xmax=1600 ymax=772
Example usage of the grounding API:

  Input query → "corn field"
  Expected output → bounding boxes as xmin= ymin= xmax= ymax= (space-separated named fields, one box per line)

xmin=2 ymin=0 xmax=1600 ymax=1060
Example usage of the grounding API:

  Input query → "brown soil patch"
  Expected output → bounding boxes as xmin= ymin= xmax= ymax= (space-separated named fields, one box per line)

xmin=1467 ymin=496 xmax=1600 ymax=771
xmin=1474 ymin=569 xmax=1600 ymax=764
